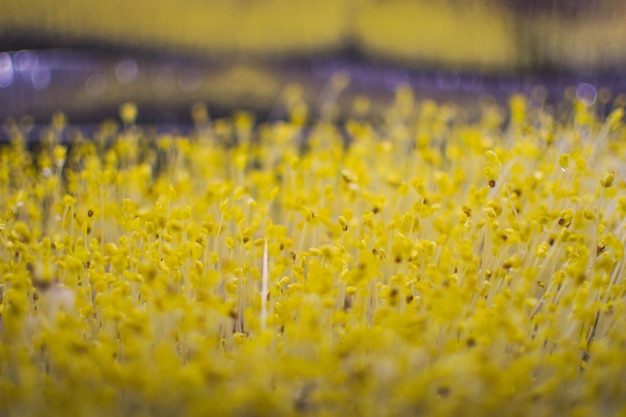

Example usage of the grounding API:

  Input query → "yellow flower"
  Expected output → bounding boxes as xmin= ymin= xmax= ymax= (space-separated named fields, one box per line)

xmin=2 ymin=90 xmax=626 ymax=416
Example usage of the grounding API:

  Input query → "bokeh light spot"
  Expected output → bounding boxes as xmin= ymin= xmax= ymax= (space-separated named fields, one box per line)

xmin=0 ymin=53 xmax=14 ymax=88
xmin=115 ymin=59 xmax=139 ymax=85
xmin=31 ymin=67 xmax=51 ymax=90
xmin=85 ymin=73 xmax=108 ymax=97
xmin=576 ymin=83 xmax=597 ymax=107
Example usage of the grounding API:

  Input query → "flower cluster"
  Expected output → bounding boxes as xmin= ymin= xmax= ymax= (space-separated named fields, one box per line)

xmin=1 ymin=94 xmax=626 ymax=416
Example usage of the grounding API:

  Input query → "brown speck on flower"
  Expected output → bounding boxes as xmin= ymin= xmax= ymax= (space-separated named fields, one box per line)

xmin=437 ymin=386 xmax=451 ymax=398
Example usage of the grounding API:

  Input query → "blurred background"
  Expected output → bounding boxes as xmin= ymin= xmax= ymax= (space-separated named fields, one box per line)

xmin=1 ymin=0 xmax=626 ymax=126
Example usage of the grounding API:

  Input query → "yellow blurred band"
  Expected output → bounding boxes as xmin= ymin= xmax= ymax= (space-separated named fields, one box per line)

xmin=2 ymin=0 xmax=626 ymax=71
